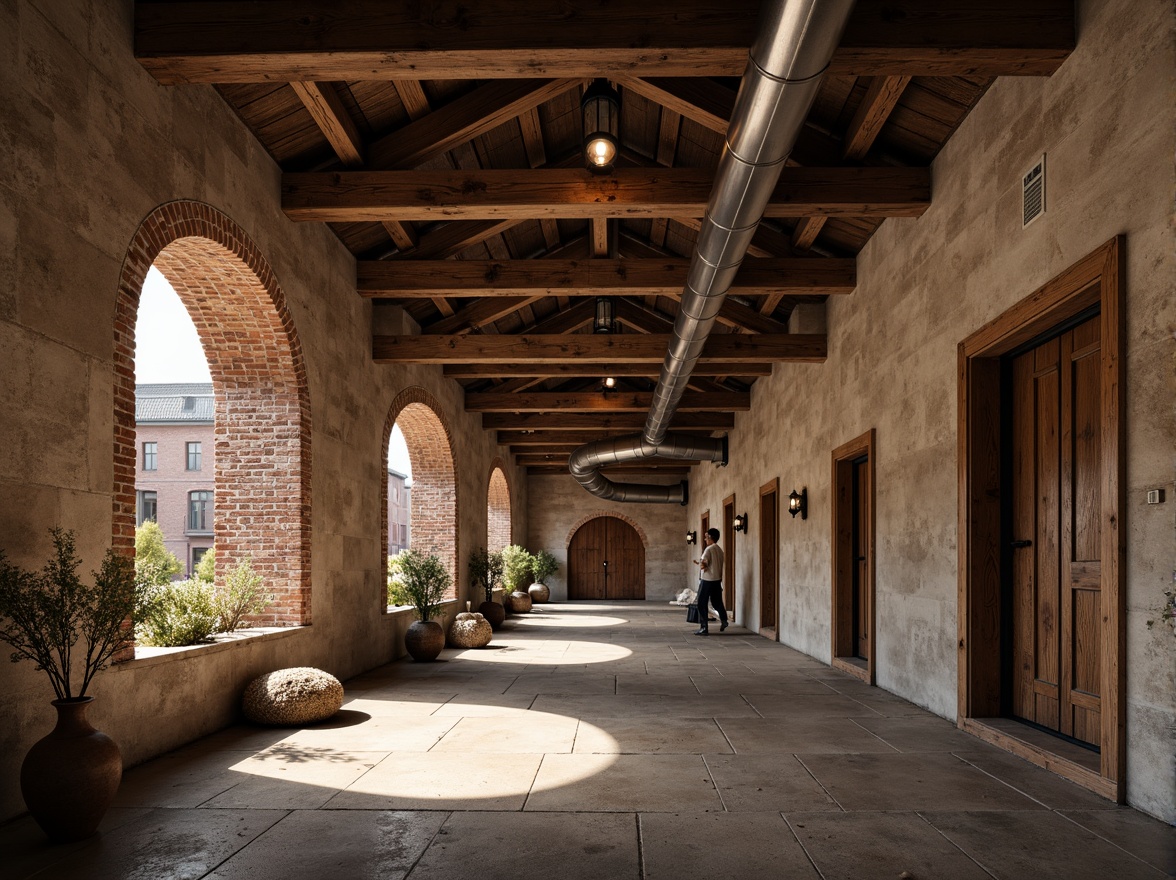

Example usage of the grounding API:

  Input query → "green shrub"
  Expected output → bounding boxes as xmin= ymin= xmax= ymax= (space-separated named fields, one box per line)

xmin=387 ymin=552 xmax=410 ymax=607
xmin=397 ymin=549 xmax=451 ymax=621
xmin=215 ymin=557 xmax=269 ymax=632
xmin=134 ymin=521 xmax=181 ymax=587
xmin=137 ymin=578 xmax=219 ymax=647
xmin=501 ymin=544 xmax=533 ymax=593
xmin=194 ymin=547 xmax=215 ymax=583
xmin=530 ymin=550 xmax=559 ymax=584
xmin=468 ymin=547 xmax=504 ymax=602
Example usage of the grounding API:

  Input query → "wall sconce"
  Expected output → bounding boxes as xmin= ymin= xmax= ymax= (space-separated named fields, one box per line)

xmin=685 ymin=530 xmax=697 ymax=545
xmin=594 ymin=297 xmax=615 ymax=334
xmin=582 ymin=79 xmax=620 ymax=173
xmin=788 ymin=488 xmax=808 ymax=520
xmin=732 ymin=512 xmax=748 ymax=533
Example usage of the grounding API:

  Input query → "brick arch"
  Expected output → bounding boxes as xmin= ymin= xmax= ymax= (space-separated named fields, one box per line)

xmin=486 ymin=460 xmax=511 ymax=552
xmin=382 ymin=387 xmax=458 ymax=601
xmin=114 ymin=201 xmax=312 ymax=627
xmin=565 ymin=512 xmax=650 ymax=549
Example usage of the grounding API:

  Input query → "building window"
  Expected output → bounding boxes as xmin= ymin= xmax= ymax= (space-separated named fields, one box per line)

xmin=142 ymin=441 xmax=157 ymax=471
xmin=137 ymin=490 xmax=158 ymax=526
xmin=186 ymin=441 xmax=202 ymax=471
xmin=188 ymin=490 xmax=213 ymax=532
xmin=191 ymin=546 xmax=209 ymax=575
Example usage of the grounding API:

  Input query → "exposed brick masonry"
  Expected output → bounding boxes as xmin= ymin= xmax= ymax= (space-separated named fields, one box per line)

xmin=487 ymin=462 xmax=511 ymax=552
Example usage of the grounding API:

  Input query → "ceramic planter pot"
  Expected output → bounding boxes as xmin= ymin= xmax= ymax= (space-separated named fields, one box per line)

xmin=20 ymin=697 xmax=122 ymax=842
xmin=528 ymin=582 xmax=550 ymax=603
xmin=404 ymin=619 xmax=445 ymax=661
xmin=478 ymin=600 xmax=506 ymax=630
xmin=505 ymin=590 xmax=533 ymax=614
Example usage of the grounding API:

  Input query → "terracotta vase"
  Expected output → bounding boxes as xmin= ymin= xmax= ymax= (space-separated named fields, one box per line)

xmin=506 ymin=590 xmax=533 ymax=614
xmin=404 ymin=619 xmax=445 ymax=661
xmin=528 ymin=582 xmax=550 ymax=603
xmin=478 ymin=600 xmax=506 ymax=630
xmin=20 ymin=697 xmax=122 ymax=842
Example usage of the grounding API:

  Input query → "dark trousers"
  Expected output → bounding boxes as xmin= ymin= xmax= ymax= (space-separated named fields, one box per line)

xmin=696 ymin=579 xmax=727 ymax=630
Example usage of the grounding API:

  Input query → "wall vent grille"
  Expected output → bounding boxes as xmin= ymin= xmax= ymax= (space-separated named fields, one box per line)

xmin=1023 ymin=155 xmax=1046 ymax=227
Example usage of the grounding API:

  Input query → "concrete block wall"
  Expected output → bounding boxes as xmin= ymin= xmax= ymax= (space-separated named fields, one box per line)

xmin=687 ymin=0 xmax=1174 ymax=821
xmin=0 ymin=0 xmax=526 ymax=822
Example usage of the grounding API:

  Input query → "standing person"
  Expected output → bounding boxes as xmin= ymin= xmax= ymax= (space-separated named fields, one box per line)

xmin=692 ymin=527 xmax=728 ymax=635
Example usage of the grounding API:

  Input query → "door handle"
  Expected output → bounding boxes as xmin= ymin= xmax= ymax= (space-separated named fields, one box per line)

xmin=1010 ymin=539 xmax=1033 ymax=549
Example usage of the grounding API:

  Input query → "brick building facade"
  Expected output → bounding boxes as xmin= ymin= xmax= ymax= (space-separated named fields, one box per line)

xmin=386 ymin=468 xmax=410 ymax=556
xmin=135 ymin=384 xmax=216 ymax=576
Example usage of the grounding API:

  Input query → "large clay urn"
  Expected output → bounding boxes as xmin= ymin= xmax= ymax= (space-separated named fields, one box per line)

xmin=404 ymin=619 xmax=445 ymax=661
xmin=505 ymin=590 xmax=533 ymax=614
xmin=20 ymin=697 xmax=122 ymax=842
xmin=528 ymin=582 xmax=551 ymax=603
xmin=478 ymin=600 xmax=506 ymax=630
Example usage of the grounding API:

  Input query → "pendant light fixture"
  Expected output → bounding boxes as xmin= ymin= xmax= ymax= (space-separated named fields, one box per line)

xmin=582 ymin=79 xmax=620 ymax=174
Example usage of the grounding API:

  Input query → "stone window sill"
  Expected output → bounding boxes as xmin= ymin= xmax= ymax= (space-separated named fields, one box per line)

xmin=114 ymin=626 xmax=308 ymax=671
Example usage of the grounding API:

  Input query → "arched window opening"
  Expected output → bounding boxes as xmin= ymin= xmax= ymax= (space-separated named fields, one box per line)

xmin=487 ymin=465 xmax=511 ymax=553
xmin=115 ymin=202 xmax=312 ymax=637
xmin=382 ymin=390 xmax=458 ymax=607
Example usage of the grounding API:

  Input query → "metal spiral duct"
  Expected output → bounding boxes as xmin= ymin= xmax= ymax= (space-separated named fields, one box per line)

xmin=569 ymin=0 xmax=855 ymax=503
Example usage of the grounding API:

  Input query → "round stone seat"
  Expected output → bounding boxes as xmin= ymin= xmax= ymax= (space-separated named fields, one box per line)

xmin=448 ymin=611 xmax=493 ymax=648
xmin=242 ymin=667 xmax=344 ymax=726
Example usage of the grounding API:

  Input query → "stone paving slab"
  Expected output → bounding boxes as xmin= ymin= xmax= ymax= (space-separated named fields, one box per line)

xmin=640 ymin=811 xmax=821 ymax=880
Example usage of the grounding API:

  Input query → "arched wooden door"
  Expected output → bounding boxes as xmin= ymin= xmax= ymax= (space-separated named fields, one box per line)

xmin=568 ymin=516 xmax=645 ymax=600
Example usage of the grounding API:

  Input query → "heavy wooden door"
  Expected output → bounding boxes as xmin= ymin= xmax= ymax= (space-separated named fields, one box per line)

xmin=852 ymin=457 xmax=871 ymax=660
xmin=568 ymin=516 xmax=645 ymax=600
xmin=722 ymin=496 xmax=736 ymax=615
xmin=759 ymin=480 xmax=778 ymax=632
xmin=1010 ymin=315 xmax=1102 ymax=747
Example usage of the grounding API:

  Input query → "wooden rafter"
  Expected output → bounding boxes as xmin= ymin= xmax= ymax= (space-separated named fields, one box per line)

xmin=136 ymin=1 xmax=1075 ymax=83
xmin=484 ymin=411 xmax=735 ymax=430
xmin=400 ymin=219 xmax=526 ymax=260
xmin=372 ymin=333 xmax=826 ymax=364
xmin=466 ymin=391 xmax=750 ymax=412
xmin=358 ymin=257 xmax=855 ymax=298
xmin=282 ymin=167 xmax=931 ymax=222
xmin=445 ymin=362 xmax=773 ymax=379
xmin=499 ymin=428 xmax=716 ymax=446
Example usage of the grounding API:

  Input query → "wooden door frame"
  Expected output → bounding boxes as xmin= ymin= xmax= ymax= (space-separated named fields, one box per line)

xmin=759 ymin=477 xmax=779 ymax=639
xmin=958 ymin=236 xmax=1125 ymax=802
xmin=722 ymin=494 xmax=736 ymax=618
xmin=832 ymin=429 xmax=875 ymax=684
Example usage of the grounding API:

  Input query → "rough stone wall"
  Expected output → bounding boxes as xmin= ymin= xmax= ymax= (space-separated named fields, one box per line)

xmin=0 ymin=0 xmax=525 ymax=822
xmin=687 ymin=0 xmax=1175 ymax=821
xmin=525 ymin=475 xmax=687 ymax=602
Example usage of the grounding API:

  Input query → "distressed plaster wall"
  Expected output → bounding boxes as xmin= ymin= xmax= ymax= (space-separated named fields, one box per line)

xmin=526 ymin=475 xmax=688 ymax=602
xmin=0 ymin=0 xmax=525 ymax=821
xmin=687 ymin=0 xmax=1174 ymax=821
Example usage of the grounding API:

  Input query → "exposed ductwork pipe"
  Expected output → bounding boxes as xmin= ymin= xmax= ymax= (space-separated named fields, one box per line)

xmin=569 ymin=0 xmax=856 ymax=503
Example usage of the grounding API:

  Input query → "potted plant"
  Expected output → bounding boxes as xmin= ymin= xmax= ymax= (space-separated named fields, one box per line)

xmin=0 ymin=528 xmax=137 ymax=842
xmin=528 ymin=550 xmax=559 ymax=604
xmin=501 ymin=544 xmax=533 ymax=614
xmin=395 ymin=549 xmax=451 ymax=661
xmin=468 ymin=547 xmax=506 ymax=630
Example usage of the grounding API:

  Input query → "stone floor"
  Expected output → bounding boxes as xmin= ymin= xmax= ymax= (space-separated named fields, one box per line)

xmin=2 ymin=602 xmax=1173 ymax=879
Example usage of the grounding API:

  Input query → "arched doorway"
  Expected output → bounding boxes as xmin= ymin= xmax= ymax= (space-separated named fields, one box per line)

xmin=487 ymin=463 xmax=511 ymax=552
xmin=382 ymin=388 xmax=458 ymax=606
xmin=114 ymin=201 xmax=311 ymax=629
xmin=567 ymin=516 xmax=645 ymax=600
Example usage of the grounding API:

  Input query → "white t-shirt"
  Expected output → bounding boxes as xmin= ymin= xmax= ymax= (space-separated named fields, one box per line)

xmin=700 ymin=543 xmax=724 ymax=582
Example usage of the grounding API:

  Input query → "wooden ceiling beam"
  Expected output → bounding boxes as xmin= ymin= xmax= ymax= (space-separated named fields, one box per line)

xmin=484 ymin=411 xmax=735 ymax=430
xmin=499 ymin=429 xmax=715 ymax=446
xmin=448 ymin=362 xmax=773 ymax=379
xmin=290 ymin=81 xmax=365 ymax=167
xmin=466 ymin=391 xmax=749 ymax=413
xmin=424 ymin=295 xmax=546 ymax=335
xmin=136 ymin=1 xmax=1074 ymax=83
xmin=527 ymin=465 xmax=690 ymax=476
xmin=373 ymin=333 xmax=825 ymax=364
xmin=283 ymin=167 xmax=931 ymax=222
xmin=358 ymin=257 xmax=855 ymax=298
xmin=515 ymin=453 xmax=703 ymax=467
xmin=402 ymin=219 xmax=526 ymax=260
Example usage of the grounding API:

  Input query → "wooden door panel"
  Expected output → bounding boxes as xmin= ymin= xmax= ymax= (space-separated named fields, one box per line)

xmin=722 ymin=501 xmax=735 ymax=614
xmin=569 ymin=516 xmax=644 ymax=600
xmin=853 ymin=459 xmax=870 ymax=659
xmin=759 ymin=488 xmax=777 ymax=630
xmin=568 ymin=516 xmax=606 ymax=600
xmin=605 ymin=516 xmax=644 ymax=599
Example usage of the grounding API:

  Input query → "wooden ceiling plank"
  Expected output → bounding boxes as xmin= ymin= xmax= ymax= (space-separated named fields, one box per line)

xmin=467 ymin=391 xmax=749 ymax=412
xmin=392 ymin=80 xmax=431 ymax=121
xmin=382 ymin=221 xmax=418 ymax=251
xmin=283 ymin=167 xmax=931 ymax=222
xmin=137 ymin=1 xmax=1074 ymax=82
xmin=519 ymin=106 xmax=548 ymax=168
xmin=358 ymin=257 xmax=855 ymax=298
xmin=591 ymin=218 xmax=609 ymax=257
xmin=485 ymin=411 xmax=735 ymax=430
xmin=792 ymin=216 xmax=826 ymax=252
xmin=366 ymin=79 xmax=580 ymax=170
xmin=527 ymin=465 xmax=691 ymax=476
xmin=425 ymin=295 xmax=546 ymax=335
xmin=448 ymin=361 xmax=772 ymax=379
xmin=843 ymin=75 xmax=912 ymax=161
xmin=373 ymin=333 xmax=826 ymax=364
xmin=622 ymin=77 xmax=733 ymax=136
xmin=500 ymin=428 xmax=715 ymax=446
xmin=289 ymin=81 xmax=366 ymax=166
xmin=405 ymin=219 xmax=527 ymax=260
